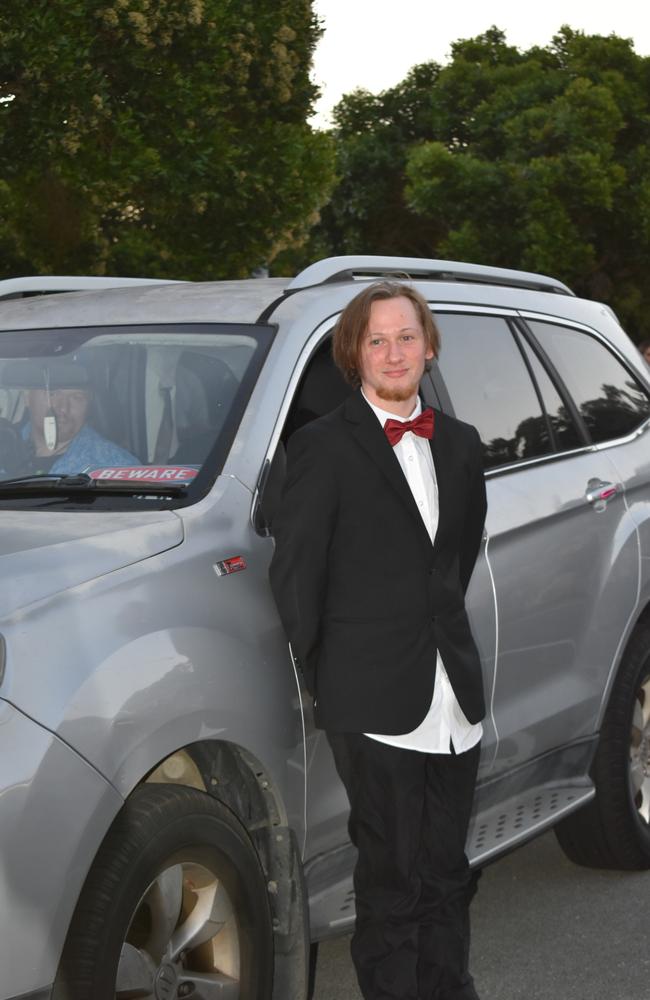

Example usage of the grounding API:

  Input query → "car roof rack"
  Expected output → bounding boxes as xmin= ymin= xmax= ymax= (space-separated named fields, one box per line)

xmin=287 ymin=255 xmax=574 ymax=296
xmin=0 ymin=275 xmax=184 ymax=301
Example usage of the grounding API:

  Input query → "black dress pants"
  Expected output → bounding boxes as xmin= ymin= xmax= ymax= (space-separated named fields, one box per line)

xmin=327 ymin=732 xmax=481 ymax=1000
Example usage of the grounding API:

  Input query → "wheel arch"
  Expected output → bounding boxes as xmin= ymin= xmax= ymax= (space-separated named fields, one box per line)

xmin=631 ymin=599 xmax=650 ymax=630
xmin=144 ymin=740 xmax=287 ymax=867
xmin=594 ymin=593 xmax=650 ymax=730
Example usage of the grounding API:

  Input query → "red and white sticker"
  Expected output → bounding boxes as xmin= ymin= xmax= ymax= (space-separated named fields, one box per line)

xmin=213 ymin=556 xmax=247 ymax=577
xmin=89 ymin=466 xmax=199 ymax=483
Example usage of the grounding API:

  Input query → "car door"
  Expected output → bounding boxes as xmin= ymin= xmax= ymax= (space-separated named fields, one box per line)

xmin=432 ymin=308 xmax=644 ymax=778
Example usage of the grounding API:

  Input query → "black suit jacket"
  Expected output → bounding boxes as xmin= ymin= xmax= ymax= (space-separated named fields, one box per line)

xmin=269 ymin=389 xmax=487 ymax=734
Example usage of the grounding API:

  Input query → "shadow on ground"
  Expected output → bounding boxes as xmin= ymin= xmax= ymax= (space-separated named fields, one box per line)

xmin=312 ymin=830 xmax=650 ymax=1000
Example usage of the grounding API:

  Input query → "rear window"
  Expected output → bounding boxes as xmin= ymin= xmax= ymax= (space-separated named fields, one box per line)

xmin=528 ymin=321 xmax=650 ymax=444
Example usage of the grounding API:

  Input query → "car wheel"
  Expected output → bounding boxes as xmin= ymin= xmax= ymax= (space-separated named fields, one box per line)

xmin=54 ymin=782 xmax=274 ymax=999
xmin=556 ymin=623 xmax=650 ymax=869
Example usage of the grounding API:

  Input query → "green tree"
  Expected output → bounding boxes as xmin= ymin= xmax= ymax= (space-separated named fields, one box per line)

xmin=0 ymin=0 xmax=335 ymax=278
xmin=315 ymin=27 xmax=650 ymax=340
xmin=318 ymin=62 xmax=444 ymax=260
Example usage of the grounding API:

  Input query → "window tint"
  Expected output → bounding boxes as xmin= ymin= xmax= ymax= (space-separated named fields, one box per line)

xmin=517 ymin=335 xmax=583 ymax=452
xmin=528 ymin=321 xmax=650 ymax=444
xmin=434 ymin=314 xmax=552 ymax=470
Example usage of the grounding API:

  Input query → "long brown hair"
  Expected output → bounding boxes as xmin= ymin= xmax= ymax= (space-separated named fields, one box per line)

xmin=332 ymin=280 xmax=440 ymax=387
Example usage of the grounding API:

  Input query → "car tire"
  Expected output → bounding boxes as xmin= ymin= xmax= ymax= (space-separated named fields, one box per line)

xmin=555 ymin=623 xmax=650 ymax=869
xmin=53 ymin=782 xmax=274 ymax=1000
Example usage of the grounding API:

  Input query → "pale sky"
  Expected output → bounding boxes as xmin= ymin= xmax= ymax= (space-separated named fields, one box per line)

xmin=311 ymin=0 xmax=650 ymax=128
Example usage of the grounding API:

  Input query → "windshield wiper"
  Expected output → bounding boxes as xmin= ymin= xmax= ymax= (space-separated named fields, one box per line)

xmin=0 ymin=472 xmax=188 ymax=496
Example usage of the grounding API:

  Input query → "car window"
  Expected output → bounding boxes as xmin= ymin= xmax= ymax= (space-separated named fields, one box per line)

xmin=517 ymin=334 xmax=583 ymax=453
xmin=0 ymin=323 xmax=273 ymax=492
xmin=283 ymin=336 xmax=352 ymax=441
xmin=434 ymin=313 xmax=553 ymax=470
xmin=527 ymin=321 xmax=650 ymax=445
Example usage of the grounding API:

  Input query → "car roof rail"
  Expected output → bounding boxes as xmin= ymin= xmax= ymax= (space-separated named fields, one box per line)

xmin=286 ymin=255 xmax=574 ymax=296
xmin=0 ymin=275 xmax=185 ymax=301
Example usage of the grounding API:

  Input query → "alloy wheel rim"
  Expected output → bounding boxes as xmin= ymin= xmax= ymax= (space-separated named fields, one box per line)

xmin=629 ymin=673 xmax=650 ymax=827
xmin=115 ymin=861 xmax=241 ymax=999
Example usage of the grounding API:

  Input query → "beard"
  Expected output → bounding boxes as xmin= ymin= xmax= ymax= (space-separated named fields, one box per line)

xmin=376 ymin=377 xmax=420 ymax=403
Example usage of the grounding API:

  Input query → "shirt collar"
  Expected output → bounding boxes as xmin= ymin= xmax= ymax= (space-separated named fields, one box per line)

xmin=361 ymin=389 xmax=422 ymax=426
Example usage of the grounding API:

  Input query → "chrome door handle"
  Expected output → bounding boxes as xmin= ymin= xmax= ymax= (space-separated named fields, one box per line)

xmin=585 ymin=479 xmax=623 ymax=511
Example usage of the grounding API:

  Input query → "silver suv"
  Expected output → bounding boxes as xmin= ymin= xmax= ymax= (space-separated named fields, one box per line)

xmin=1 ymin=256 xmax=650 ymax=1000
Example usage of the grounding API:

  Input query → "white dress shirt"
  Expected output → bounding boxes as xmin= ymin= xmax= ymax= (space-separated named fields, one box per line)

xmin=362 ymin=392 xmax=482 ymax=754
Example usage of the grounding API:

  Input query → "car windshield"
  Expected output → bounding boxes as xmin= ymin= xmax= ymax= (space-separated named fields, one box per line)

xmin=0 ymin=322 xmax=273 ymax=498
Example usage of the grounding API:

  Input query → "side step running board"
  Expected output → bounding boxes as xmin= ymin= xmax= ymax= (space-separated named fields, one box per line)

xmin=467 ymin=781 xmax=594 ymax=866
xmin=306 ymin=780 xmax=594 ymax=939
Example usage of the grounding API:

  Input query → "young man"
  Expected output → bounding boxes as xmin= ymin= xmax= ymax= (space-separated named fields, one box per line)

xmin=270 ymin=281 xmax=487 ymax=1000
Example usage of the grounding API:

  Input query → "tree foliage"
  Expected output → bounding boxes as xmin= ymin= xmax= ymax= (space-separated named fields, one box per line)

xmin=313 ymin=27 xmax=650 ymax=340
xmin=0 ymin=0 xmax=335 ymax=278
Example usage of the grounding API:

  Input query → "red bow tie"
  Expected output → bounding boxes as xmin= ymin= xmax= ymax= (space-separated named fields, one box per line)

xmin=384 ymin=408 xmax=434 ymax=446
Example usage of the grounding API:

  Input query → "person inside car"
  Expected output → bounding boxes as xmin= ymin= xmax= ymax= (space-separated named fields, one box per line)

xmin=2 ymin=358 xmax=138 ymax=476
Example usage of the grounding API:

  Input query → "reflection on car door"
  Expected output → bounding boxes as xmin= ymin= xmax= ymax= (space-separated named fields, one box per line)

xmin=433 ymin=310 xmax=641 ymax=777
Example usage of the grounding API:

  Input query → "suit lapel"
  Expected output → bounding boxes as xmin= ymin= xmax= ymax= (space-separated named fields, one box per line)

xmin=344 ymin=390 xmax=436 ymax=548
xmin=429 ymin=414 xmax=449 ymax=558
